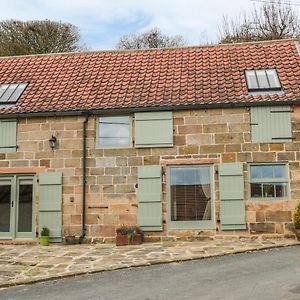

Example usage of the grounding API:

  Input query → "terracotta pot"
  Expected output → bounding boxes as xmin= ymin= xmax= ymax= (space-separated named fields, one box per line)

xmin=116 ymin=234 xmax=142 ymax=246
xmin=294 ymin=229 xmax=300 ymax=241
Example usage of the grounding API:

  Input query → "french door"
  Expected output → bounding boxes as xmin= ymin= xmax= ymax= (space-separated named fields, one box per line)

xmin=0 ymin=175 xmax=35 ymax=240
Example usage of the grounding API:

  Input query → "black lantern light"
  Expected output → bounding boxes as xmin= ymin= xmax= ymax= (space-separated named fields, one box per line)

xmin=49 ymin=135 xmax=57 ymax=149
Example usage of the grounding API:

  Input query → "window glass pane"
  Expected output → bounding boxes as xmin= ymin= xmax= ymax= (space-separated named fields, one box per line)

xmin=0 ymin=84 xmax=18 ymax=102
xmin=250 ymin=166 xmax=262 ymax=179
xmin=275 ymin=183 xmax=287 ymax=198
xmin=263 ymin=184 xmax=275 ymax=197
xmin=250 ymin=183 xmax=262 ymax=198
xmin=170 ymin=167 xmax=211 ymax=222
xmin=18 ymin=184 xmax=33 ymax=232
xmin=0 ymin=184 xmax=11 ymax=232
xmin=99 ymin=116 xmax=130 ymax=148
xmin=266 ymin=69 xmax=281 ymax=88
xmin=9 ymin=83 xmax=27 ymax=102
xmin=100 ymin=137 xmax=130 ymax=148
xmin=256 ymin=70 xmax=269 ymax=89
xmin=261 ymin=165 xmax=273 ymax=178
xmin=273 ymin=165 xmax=285 ymax=178
xmin=246 ymin=71 xmax=258 ymax=89
xmin=0 ymin=84 xmax=9 ymax=99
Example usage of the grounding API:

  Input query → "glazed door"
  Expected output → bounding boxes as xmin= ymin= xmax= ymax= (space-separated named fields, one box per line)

xmin=0 ymin=175 xmax=35 ymax=240
xmin=15 ymin=176 xmax=35 ymax=239
xmin=0 ymin=177 xmax=14 ymax=238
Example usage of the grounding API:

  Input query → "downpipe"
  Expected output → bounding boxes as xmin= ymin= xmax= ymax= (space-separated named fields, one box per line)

xmin=79 ymin=114 xmax=89 ymax=244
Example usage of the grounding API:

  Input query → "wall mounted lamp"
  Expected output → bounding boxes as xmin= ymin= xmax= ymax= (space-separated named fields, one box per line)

xmin=49 ymin=135 xmax=58 ymax=149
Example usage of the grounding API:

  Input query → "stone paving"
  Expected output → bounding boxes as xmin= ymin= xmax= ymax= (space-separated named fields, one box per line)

xmin=0 ymin=237 xmax=299 ymax=288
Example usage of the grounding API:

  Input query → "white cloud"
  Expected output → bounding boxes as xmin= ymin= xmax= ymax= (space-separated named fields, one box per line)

xmin=0 ymin=0 xmax=298 ymax=49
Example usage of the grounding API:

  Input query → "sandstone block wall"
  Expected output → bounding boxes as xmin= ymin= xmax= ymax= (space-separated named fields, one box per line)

xmin=1 ymin=105 xmax=300 ymax=240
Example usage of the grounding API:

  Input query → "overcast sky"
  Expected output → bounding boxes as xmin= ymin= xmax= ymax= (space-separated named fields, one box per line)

xmin=0 ymin=0 xmax=297 ymax=50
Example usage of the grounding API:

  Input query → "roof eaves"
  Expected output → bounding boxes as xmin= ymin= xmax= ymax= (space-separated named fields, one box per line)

xmin=1 ymin=98 xmax=300 ymax=119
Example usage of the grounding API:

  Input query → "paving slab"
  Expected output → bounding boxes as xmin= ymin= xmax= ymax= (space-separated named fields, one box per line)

xmin=0 ymin=237 xmax=299 ymax=288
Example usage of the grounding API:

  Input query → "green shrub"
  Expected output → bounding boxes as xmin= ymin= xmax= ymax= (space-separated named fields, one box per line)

xmin=40 ymin=227 xmax=50 ymax=236
xmin=294 ymin=202 xmax=300 ymax=229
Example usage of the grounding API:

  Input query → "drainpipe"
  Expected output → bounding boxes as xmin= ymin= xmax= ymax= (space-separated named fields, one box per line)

xmin=79 ymin=114 xmax=89 ymax=244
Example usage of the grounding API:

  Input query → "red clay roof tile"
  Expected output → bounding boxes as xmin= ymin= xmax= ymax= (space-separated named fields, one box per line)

xmin=0 ymin=39 xmax=300 ymax=115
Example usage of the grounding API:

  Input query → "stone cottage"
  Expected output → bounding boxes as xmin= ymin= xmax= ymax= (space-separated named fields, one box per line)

xmin=0 ymin=39 xmax=300 ymax=243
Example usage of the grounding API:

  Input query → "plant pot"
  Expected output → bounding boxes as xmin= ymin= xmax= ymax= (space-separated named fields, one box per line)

xmin=63 ymin=235 xmax=77 ymax=245
xmin=116 ymin=233 xmax=142 ymax=246
xmin=294 ymin=229 xmax=300 ymax=241
xmin=39 ymin=236 xmax=49 ymax=246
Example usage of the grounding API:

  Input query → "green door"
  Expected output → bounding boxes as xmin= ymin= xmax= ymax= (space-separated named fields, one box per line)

xmin=0 ymin=175 xmax=35 ymax=240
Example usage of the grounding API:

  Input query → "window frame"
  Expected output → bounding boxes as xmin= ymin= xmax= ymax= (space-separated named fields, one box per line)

xmin=245 ymin=69 xmax=282 ymax=93
xmin=166 ymin=164 xmax=215 ymax=230
xmin=96 ymin=115 xmax=132 ymax=149
xmin=248 ymin=163 xmax=290 ymax=201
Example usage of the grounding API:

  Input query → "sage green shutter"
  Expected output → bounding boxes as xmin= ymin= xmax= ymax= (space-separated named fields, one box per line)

xmin=39 ymin=172 xmax=62 ymax=242
xmin=137 ymin=165 xmax=163 ymax=231
xmin=135 ymin=112 xmax=173 ymax=148
xmin=0 ymin=119 xmax=17 ymax=153
xmin=219 ymin=163 xmax=246 ymax=230
xmin=251 ymin=106 xmax=292 ymax=143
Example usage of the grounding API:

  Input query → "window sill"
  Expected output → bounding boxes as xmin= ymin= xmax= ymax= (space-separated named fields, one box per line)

xmin=168 ymin=220 xmax=215 ymax=230
xmin=97 ymin=146 xmax=132 ymax=149
xmin=249 ymin=197 xmax=289 ymax=202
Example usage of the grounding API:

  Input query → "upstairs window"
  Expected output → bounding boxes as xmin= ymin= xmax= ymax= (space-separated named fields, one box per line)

xmin=0 ymin=83 xmax=28 ymax=104
xmin=98 ymin=116 xmax=131 ymax=148
xmin=245 ymin=69 xmax=281 ymax=92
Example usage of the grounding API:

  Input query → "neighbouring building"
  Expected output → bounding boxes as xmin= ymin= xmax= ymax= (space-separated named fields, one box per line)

xmin=0 ymin=39 xmax=300 ymax=243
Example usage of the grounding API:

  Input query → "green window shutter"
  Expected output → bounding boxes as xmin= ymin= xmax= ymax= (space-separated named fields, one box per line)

xmin=218 ymin=163 xmax=246 ymax=230
xmin=137 ymin=165 xmax=163 ymax=231
xmin=0 ymin=119 xmax=17 ymax=153
xmin=135 ymin=112 xmax=173 ymax=148
xmin=251 ymin=106 xmax=292 ymax=143
xmin=39 ymin=172 xmax=62 ymax=242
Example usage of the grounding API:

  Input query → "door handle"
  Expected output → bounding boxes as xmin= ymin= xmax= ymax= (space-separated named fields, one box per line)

xmin=11 ymin=200 xmax=14 ymax=208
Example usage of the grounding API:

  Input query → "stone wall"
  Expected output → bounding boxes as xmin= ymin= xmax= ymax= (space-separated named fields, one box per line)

xmin=1 ymin=105 xmax=300 ymax=241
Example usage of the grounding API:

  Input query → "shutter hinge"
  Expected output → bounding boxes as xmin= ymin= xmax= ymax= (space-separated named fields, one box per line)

xmin=0 ymin=119 xmax=17 ymax=123
xmin=0 ymin=145 xmax=18 ymax=149
xmin=271 ymin=137 xmax=295 ymax=140
xmin=250 ymin=123 xmax=259 ymax=126
xmin=270 ymin=110 xmax=293 ymax=113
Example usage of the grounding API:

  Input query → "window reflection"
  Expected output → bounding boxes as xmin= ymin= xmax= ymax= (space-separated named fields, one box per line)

xmin=170 ymin=167 xmax=211 ymax=221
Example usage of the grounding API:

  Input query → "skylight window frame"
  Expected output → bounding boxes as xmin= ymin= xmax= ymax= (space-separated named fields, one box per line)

xmin=245 ymin=69 xmax=282 ymax=93
xmin=0 ymin=83 xmax=28 ymax=105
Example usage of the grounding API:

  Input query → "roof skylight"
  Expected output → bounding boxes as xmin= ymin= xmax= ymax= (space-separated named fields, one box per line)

xmin=245 ymin=69 xmax=281 ymax=92
xmin=0 ymin=83 xmax=28 ymax=104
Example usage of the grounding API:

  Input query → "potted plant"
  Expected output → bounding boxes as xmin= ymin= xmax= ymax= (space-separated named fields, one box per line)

xmin=116 ymin=225 xmax=143 ymax=246
xmin=39 ymin=227 xmax=50 ymax=246
xmin=294 ymin=202 xmax=300 ymax=241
